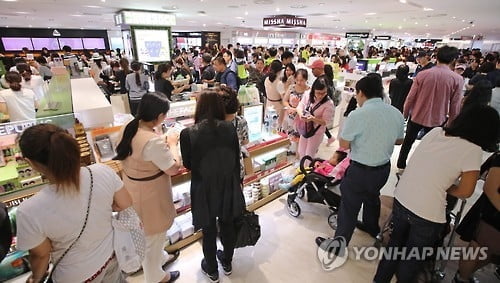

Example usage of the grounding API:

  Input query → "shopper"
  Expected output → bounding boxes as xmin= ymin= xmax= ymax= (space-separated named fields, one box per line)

xmin=296 ymin=76 xmax=334 ymax=159
xmin=264 ymin=60 xmax=285 ymax=127
xmin=115 ymin=92 xmax=181 ymax=283
xmin=389 ymin=65 xmax=413 ymax=113
xmin=397 ymin=46 xmax=463 ymax=172
xmin=316 ymin=74 xmax=405 ymax=247
xmin=16 ymin=123 xmax=133 ymax=283
xmin=154 ymin=63 xmax=190 ymax=100
xmin=347 ymin=49 xmax=358 ymax=71
xmin=461 ymin=79 xmax=493 ymax=111
xmin=219 ymin=86 xmax=250 ymax=182
xmin=0 ymin=72 xmax=38 ymax=122
xmin=34 ymin=56 xmax=52 ymax=81
xmin=454 ymin=153 xmax=500 ymax=283
xmin=200 ymin=54 xmax=216 ymax=85
xmin=374 ymin=105 xmax=500 ymax=283
xmin=179 ymin=91 xmax=245 ymax=283
xmin=282 ymin=69 xmax=310 ymax=154
xmin=222 ymin=50 xmax=237 ymax=73
xmin=125 ymin=61 xmax=149 ymax=116
xmin=413 ymin=51 xmax=435 ymax=77
xmin=490 ymin=77 xmax=500 ymax=115
xmin=115 ymin=58 xmax=132 ymax=94
xmin=282 ymin=63 xmax=296 ymax=95
xmin=16 ymin=63 xmax=46 ymax=101
xmin=214 ymin=56 xmax=238 ymax=91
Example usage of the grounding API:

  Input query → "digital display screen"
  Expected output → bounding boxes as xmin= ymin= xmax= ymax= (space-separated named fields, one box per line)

xmin=1 ymin=37 xmax=33 ymax=51
xmin=82 ymin=38 xmax=106 ymax=49
xmin=133 ymin=29 xmax=171 ymax=62
xmin=32 ymin=38 xmax=60 ymax=50
xmin=58 ymin=38 xmax=83 ymax=49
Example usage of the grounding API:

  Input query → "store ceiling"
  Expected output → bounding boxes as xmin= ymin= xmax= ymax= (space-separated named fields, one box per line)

xmin=1 ymin=0 xmax=499 ymax=40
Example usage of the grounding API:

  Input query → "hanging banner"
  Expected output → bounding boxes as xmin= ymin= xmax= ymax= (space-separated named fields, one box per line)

xmin=263 ymin=15 xmax=307 ymax=28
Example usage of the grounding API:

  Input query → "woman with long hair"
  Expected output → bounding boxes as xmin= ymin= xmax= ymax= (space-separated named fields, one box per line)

xmin=296 ymin=75 xmax=335 ymax=159
xmin=374 ymin=105 xmax=500 ymax=282
xmin=116 ymin=58 xmax=132 ymax=94
xmin=125 ymin=61 xmax=149 ymax=116
xmin=180 ymin=91 xmax=245 ymax=283
xmin=16 ymin=124 xmax=132 ymax=283
xmin=0 ymin=71 xmax=38 ymax=122
xmin=282 ymin=63 xmax=296 ymax=93
xmin=115 ymin=92 xmax=181 ymax=283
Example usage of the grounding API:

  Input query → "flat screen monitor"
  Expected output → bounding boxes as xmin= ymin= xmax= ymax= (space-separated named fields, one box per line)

xmin=133 ymin=29 xmax=171 ymax=62
xmin=1 ymin=37 xmax=33 ymax=51
xmin=356 ymin=61 xmax=368 ymax=71
xmin=32 ymin=38 xmax=60 ymax=50
xmin=82 ymin=38 xmax=106 ymax=49
xmin=58 ymin=38 xmax=83 ymax=50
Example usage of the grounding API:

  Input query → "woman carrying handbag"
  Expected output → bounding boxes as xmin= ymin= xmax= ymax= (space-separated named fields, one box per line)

xmin=16 ymin=124 xmax=133 ymax=282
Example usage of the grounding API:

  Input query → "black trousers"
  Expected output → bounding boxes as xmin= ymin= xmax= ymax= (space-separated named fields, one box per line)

xmin=202 ymin=218 xmax=237 ymax=274
xmin=334 ymin=161 xmax=391 ymax=245
xmin=129 ymin=99 xmax=140 ymax=117
xmin=396 ymin=119 xmax=434 ymax=169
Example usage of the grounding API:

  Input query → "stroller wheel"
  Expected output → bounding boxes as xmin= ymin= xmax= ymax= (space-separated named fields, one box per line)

xmin=328 ymin=212 xmax=338 ymax=230
xmin=287 ymin=201 xmax=301 ymax=217
xmin=297 ymin=189 xmax=305 ymax=199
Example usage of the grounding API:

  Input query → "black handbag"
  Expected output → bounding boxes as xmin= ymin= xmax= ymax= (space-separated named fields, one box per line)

xmin=234 ymin=210 xmax=261 ymax=248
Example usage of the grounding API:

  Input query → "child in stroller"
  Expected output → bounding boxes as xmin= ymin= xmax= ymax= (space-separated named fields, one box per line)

xmin=285 ymin=150 xmax=350 ymax=230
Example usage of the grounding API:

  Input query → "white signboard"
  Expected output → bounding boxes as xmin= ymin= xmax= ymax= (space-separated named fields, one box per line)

xmin=121 ymin=11 xmax=176 ymax=26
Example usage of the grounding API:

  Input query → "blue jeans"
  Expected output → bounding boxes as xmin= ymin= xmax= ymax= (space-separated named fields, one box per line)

xmin=373 ymin=200 xmax=444 ymax=283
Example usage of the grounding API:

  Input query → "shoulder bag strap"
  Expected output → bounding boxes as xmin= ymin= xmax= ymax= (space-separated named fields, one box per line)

xmin=48 ymin=167 xmax=94 ymax=278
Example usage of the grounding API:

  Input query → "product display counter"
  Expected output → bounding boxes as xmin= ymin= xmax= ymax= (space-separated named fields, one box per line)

xmin=71 ymin=78 xmax=114 ymax=129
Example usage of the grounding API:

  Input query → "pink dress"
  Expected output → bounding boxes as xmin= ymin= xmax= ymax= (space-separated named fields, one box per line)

xmin=297 ymin=95 xmax=335 ymax=159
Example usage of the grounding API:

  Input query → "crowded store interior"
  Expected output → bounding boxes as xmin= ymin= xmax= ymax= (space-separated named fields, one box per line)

xmin=0 ymin=0 xmax=499 ymax=282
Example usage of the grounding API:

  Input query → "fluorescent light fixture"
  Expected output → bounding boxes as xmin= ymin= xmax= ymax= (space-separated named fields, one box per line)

xmin=423 ymin=7 xmax=433 ymax=11
xmin=84 ymin=5 xmax=101 ymax=8
xmin=3 ymin=0 xmax=18 ymax=2
xmin=235 ymin=16 xmax=244 ymax=19
xmin=364 ymin=12 xmax=376 ymax=15
xmin=71 ymin=14 xmax=83 ymax=17
xmin=15 ymin=11 xmax=29 ymax=14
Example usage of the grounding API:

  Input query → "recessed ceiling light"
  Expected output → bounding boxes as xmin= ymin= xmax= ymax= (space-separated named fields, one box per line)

xmin=398 ymin=26 xmax=402 ymax=29
xmin=452 ymin=16 xmax=456 ymax=19
xmin=80 ymin=27 xmax=84 ymax=30
xmin=462 ymin=19 xmax=465 ymax=22
xmin=235 ymin=16 xmax=244 ymax=19
xmin=425 ymin=24 xmax=428 ymax=27
xmin=415 ymin=22 xmax=418 ymax=24
xmin=403 ymin=18 xmax=407 ymax=22
xmin=364 ymin=12 xmax=376 ymax=16
xmin=399 ymin=0 xmax=407 ymax=3
xmin=71 ymin=14 xmax=83 ymax=17
xmin=28 ymin=24 xmax=32 ymax=27
xmin=276 ymin=7 xmax=280 ymax=12
xmin=203 ymin=23 xmax=206 ymax=27
xmin=216 ymin=22 xmax=222 ymax=25
xmin=423 ymin=7 xmax=433 ymax=11
xmin=101 ymin=0 xmax=105 ymax=2
xmin=365 ymin=20 xmax=368 ymax=23
xmin=245 ymin=11 xmax=248 ymax=15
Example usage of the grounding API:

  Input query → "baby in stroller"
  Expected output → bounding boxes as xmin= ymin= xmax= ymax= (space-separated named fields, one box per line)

xmin=279 ymin=150 xmax=349 ymax=191
xmin=285 ymin=149 xmax=350 ymax=230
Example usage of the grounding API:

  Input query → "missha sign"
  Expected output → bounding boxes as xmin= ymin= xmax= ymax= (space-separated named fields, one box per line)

xmin=263 ymin=15 xmax=307 ymax=28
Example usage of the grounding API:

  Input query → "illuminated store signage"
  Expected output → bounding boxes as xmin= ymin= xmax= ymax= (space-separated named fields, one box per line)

xmin=345 ymin=32 xmax=370 ymax=39
xmin=263 ymin=15 xmax=307 ymax=28
xmin=115 ymin=10 xmax=176 ymax=27
xmin=374 ymin=35 xmax=392 ymax=40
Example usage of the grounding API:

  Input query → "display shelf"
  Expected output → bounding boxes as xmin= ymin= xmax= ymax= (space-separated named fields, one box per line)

xmin=171 ymin=137 xmax=291 ymax=186
xmin=0 ymin=185 xmax=42 ymax=206
xmin=164 ymin=163 xmax=292 ymax=252
xmin=242 ymin=161 xmax=293 ymax=185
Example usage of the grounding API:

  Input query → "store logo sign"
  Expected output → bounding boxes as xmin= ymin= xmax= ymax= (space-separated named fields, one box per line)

xmin=263 ymin=15 xmax=307 ymax=28
xmin=0 ymin=114 xmax=75 ymax=137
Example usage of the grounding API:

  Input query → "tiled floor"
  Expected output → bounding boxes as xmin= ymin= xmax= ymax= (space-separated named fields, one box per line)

xmin=8 ymin=133 xmax=498 ymax=283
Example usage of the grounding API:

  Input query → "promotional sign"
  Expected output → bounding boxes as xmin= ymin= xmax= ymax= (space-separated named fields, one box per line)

xmin=0 ymin=113 xmax=75 ymax=137
xmin=133 ymin=29 xmax=171 ymax=62
xmin=263 ymin=15 xmax=307 ymax=28
xmin=201 ymin=32 xmax=221 ymax=48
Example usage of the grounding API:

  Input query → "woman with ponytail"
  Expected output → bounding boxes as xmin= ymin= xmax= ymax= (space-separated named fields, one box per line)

xmin=0 ymin=71 xmax=38 ymax=122
xmin=264 ymin=59 xmax=286 ymax=128
xmin=125 ymin=61 xmax=149 ymax=116
xmin=115 ymin=92 xmax=181 ymax=283
xmin=15 ymin=124 xmax=132 ymax=282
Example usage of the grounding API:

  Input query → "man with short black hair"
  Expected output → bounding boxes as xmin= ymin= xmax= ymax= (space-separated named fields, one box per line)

xmin=397 ymin=45 xmax=463 ymax=172
xmin=201 ymin=54 xmax=216 ymax=85
xmin=281 ymin=51 xmax=294 ymax=66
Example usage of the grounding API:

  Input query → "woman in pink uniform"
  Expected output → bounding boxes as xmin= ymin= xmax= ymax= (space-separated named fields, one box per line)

xmin=296 ymin=76 xmax=335 ymax=159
